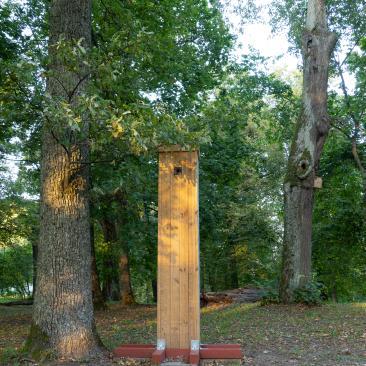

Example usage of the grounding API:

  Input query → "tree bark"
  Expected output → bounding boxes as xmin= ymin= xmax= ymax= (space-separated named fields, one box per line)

xmin=90 ymin=179 xmax=106 ymax=310
xmin=119 ymin=250 xmax=135 ymax=305
xmin=230 ymin=246 xmax=239 ymax=289
xmin=116 ymin=192 xmax=135 ymax=305
xmin=26 ymin=0 xmax=102 ymax=360
xmin=31 ymin=242 xmax=38 ymax=298
xmin=91 ymin=222 xmax=106 ymax=310
xmin=152 ymin=278 xmax=158 ymax=303
xmin=100 ymin=216 xmax=120 ymax=301
xmin=279 ymin=0 xmax=337 ymax=303
xmin=99 ymin=227 xmax=135 ymax=305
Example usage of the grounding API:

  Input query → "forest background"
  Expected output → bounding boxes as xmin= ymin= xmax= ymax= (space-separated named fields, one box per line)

xmin=1 ymin=0 xmax=366 ymax=309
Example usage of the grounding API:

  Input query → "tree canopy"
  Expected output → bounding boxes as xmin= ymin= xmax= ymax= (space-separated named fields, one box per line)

xmin=0 ymin=2 xmax=366 ymax=357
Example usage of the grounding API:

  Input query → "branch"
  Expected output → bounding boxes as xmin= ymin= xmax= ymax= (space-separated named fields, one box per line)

xmin=68 ymin=72 xmax=91 ymax=103
xmin=329 ymin=119 xmax=351 ymax=140
xmin=336 ymin=59 xmax=366 ymax=173
xmin=50 ymin=129 xmax=70 ymax=158
xmin=352 ymin=139 xmax=366 ymax=176
xmin=0 ymin=156 xmax=39 ymax=164
xmin=339 ymin=36 xmax=363 ymax=67
xmin=51 ymin=74 xmax=70 ymax=97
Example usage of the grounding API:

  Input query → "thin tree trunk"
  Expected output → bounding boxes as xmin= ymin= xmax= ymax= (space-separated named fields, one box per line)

xmin=91 ymin=222 xmax=106 ymax=310
xmin=336 ymin=60 xmax=366 ymax=208
xmin=152 ymin=278 xmax=157 ymax=303
xmin=90 ymin=179 xmax=106 ymax=310
xmin=115 ymin=192 xmax=135 ymax=305
xmin=331 ymin=285 xmax=338 ymax=303
xmin=25 ymin=0 xmax=102 ymax=360
xmin=100 ymin=217 xmax=120 ymax=301
xmin=230 ymin=246 xmax=239 ymax=289
xmin=208 ymin=269 xmax=216 ymax=292
xmin=31 ymin=208 xmax=40 ymax=299
xmin=119 ymin=249 xmax=135 ymax=305
xmin=100 ymin=209 xmax=135 ymax=304
xmin=31 ymin=242 xmax=38 ymax=299
xmin=280 ymin=0 xmax=337 ymax=303
xmin=351 ymin=139 xmax=366 ymax=207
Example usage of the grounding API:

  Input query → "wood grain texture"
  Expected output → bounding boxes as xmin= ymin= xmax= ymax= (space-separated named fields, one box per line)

xmin=157 ymin=150 xmax=199 ymax=349
xmin=179 ymin=151 xmax=189 ymax=349
xmin=170 ymin=151 xmax=181 ymax=347
xmin=188 ymin=151 xmax=200 ymax=341
xmin=157 ymin=151 xmax=172 ymax=345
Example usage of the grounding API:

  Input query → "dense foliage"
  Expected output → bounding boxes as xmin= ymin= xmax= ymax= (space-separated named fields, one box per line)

xmin=0 ymin=0 xmax=365 ymax=304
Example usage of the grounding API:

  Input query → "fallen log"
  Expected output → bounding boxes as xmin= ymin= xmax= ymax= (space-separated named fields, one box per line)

xmin=201 ymin=287 xmax=265 ymax=305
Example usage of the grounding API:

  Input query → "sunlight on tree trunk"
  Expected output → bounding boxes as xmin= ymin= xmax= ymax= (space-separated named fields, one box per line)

xmin=25 ymin=0 xmax=103 ymax=360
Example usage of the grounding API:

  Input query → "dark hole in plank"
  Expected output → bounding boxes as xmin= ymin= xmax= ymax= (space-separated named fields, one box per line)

xmin=174 ymin=166 xmax=183 ymax=175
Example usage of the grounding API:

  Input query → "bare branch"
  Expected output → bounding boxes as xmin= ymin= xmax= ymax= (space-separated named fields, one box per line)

xmin=329 ymin=119 xmax=351 ymax=140
xmin=51 ymin=74 xmax=70 ymax=97
xmin=50 ymin=129 xmax=70 ymax=158
xmin=68 ymin=72 xmax=91 ymax=103
xmin=339 ymin=36 xmax=363 ymax=67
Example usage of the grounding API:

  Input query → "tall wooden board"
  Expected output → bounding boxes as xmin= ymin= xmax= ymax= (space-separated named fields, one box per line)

xmin=157 ymin=147 xmax=200 ymax=350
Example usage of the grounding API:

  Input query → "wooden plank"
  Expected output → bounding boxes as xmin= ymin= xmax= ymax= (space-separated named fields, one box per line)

xmin=157 ymin=151 xmax=172 ymax=345
xmin=179 ymin=151 xmax=189 ymax=349
xmin=188 ymin=151 xmax=200 ymax=342
xmin=158 ymin=148 xmax=200 ymax=350
xmin=170 ymin=151 xmax=181 ymax=348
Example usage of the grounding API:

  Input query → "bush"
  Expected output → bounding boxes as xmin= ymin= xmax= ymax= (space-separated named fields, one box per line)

xmin=260 ymin=287 xmax=280 ymax=305
xmin=0 ymin=243 xmax=33 ymax=298
xmin=293 ymin=282 xmax=324 ymax=306
xmin=260 ymin=279 xmax=280 ymax=306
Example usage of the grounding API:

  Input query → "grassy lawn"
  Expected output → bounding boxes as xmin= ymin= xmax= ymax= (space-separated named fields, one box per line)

xmin=1 ymin=302 xmax=366 ymax=365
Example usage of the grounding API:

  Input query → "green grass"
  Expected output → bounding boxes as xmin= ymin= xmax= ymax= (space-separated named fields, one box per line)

xmin=0 ymin=295 xmax=26 ymax=304
xmin=1 ymin=302 xmax=366 ymax=365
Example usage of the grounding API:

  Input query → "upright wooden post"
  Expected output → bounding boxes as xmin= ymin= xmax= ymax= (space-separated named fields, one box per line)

xmin=157 ymin=146 xmax=200 ymax=352
xmin=114 ymin=145 xmax=242 ymax=365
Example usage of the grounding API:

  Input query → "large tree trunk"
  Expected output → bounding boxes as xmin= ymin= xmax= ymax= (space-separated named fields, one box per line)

xmin=25 ymin=0 xmax=102 ymax=360
xmin=279 ymin=0 xmax=337 ymax=303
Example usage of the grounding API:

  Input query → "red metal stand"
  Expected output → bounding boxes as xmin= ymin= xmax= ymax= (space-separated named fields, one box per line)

xmin=113 ymin=343 xmax=243 ymax=365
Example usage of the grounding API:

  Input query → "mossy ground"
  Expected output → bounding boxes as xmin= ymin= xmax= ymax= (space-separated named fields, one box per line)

xmin=1 ymin=302 xmax=366 ymax=365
